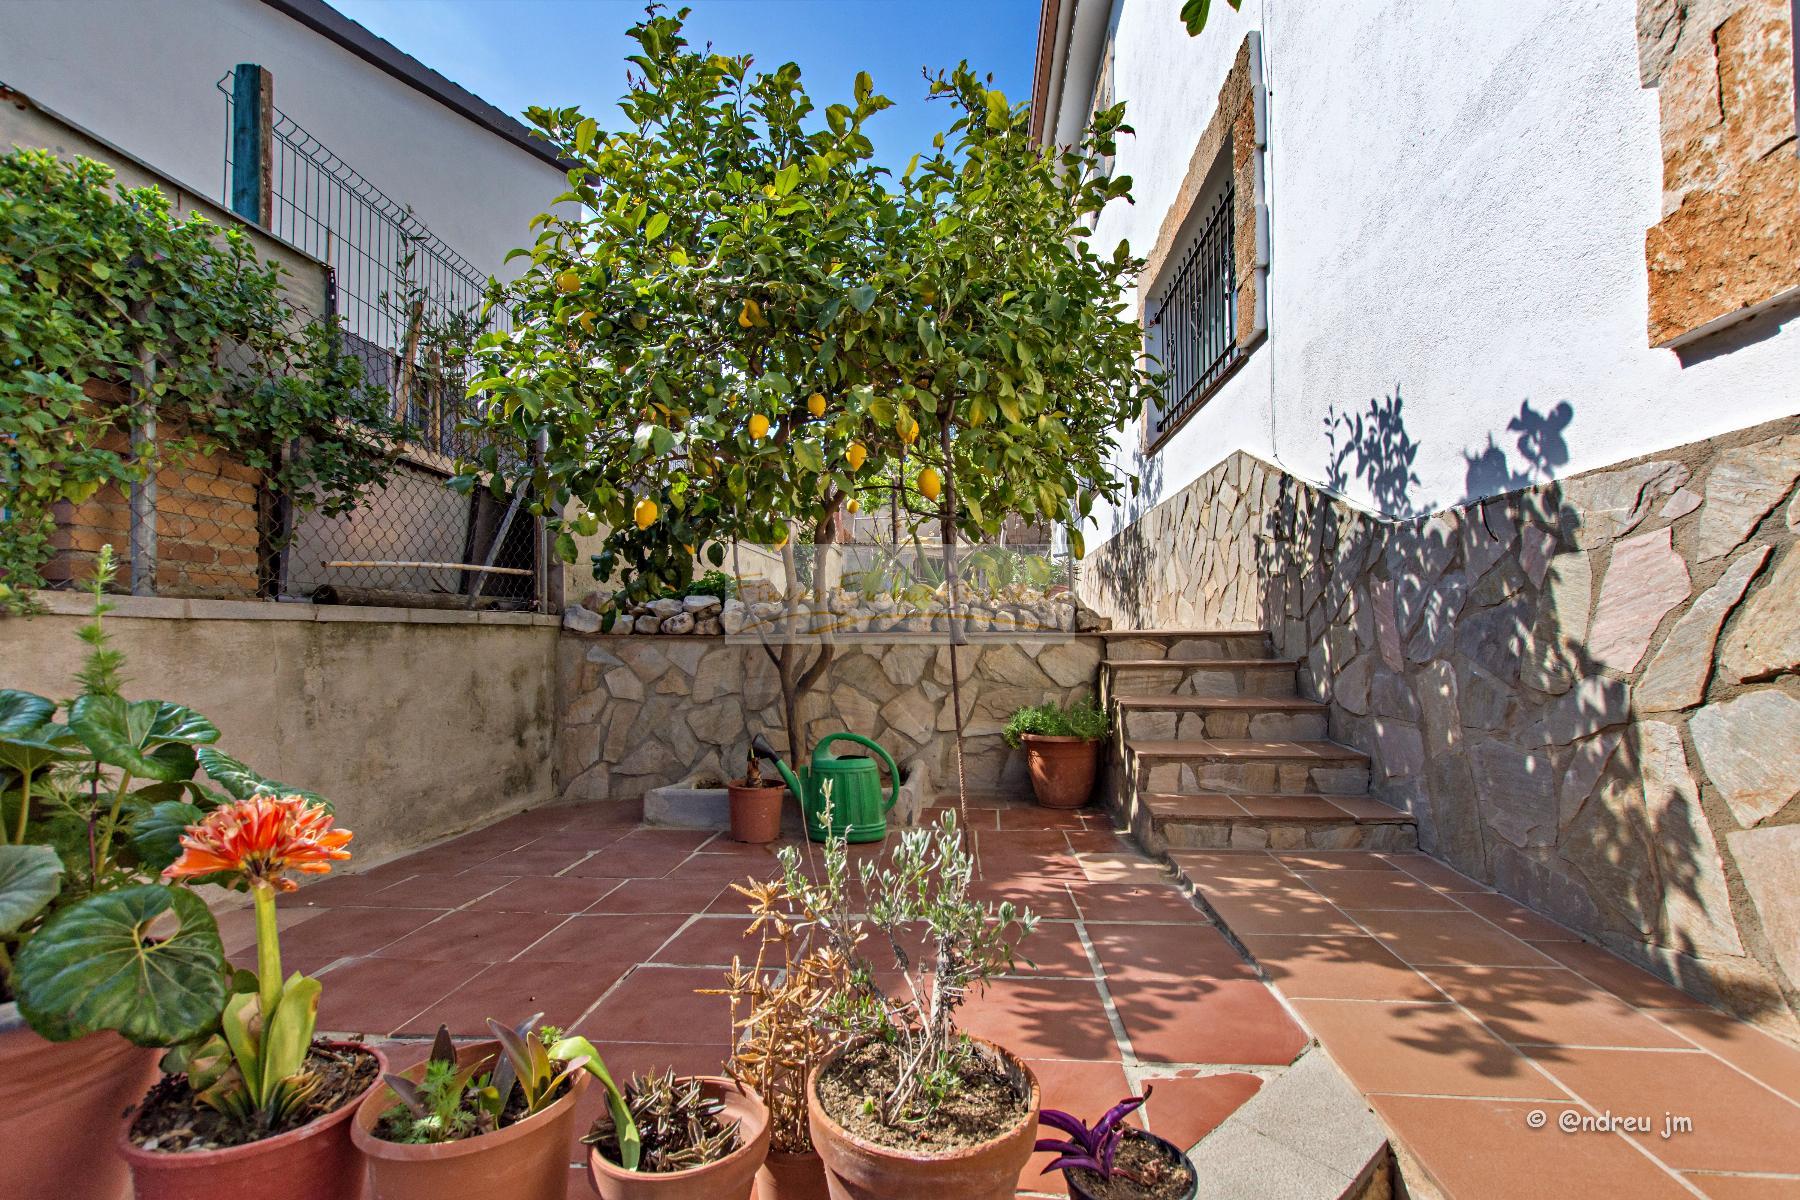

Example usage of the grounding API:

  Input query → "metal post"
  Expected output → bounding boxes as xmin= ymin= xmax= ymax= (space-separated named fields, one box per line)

xmin=230 ymin=64 xmax=273 ymax=226
xmin=128 ymin=345 xmax=158 ymax=596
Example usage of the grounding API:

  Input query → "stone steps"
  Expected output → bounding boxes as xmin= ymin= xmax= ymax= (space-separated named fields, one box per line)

xmin=1116 ymin=695 xmax=1330 ymax=741
xmin=1104 ymin=658 xmax=1304 ymax=699
xmin=1129 ymin=738 xmax=1373 ymax=799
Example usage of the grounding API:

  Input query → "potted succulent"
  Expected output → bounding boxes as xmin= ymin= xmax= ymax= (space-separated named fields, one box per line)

xmin=352 ymin=1015 xmax=619 ymax=1199
xmin=116 ymin=790 xmax=383 ymax=1199
xmin=1038 ymin=1090 xmax=1198 ymax=1200
xmin=701 ymin=876 xmax=852 ymax=1198
xmin=584 ymin=1067 xmax=771 ymax=1199
xmin=1002 ymin=696 xmax=1109 ymax=809
xmin=726 ymin=748 xmax=785 ymax=844
xmin=0 ymin=549 xmax=299 ymax=1200
xmin=784 ymin=802 xmax=1041 ymax=1200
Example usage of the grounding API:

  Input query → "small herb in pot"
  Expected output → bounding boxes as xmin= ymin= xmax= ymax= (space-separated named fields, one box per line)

xmin=1002 ymin=695 xmax=1109 ymax=747
xmin=584 ymin=1069 xmax=740 ymax=1172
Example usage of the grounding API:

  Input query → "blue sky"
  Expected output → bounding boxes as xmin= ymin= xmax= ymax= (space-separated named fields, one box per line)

xmin=330 ymin=0 xmax=1041 ymax=173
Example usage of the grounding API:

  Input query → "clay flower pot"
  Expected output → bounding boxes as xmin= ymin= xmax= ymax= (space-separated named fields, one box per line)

xmin=727 ymin=782 xmax=786 ymax=844
xmin=587 ymin=1076 xmax=770 ymax=1200
xmin=352 ymin=1039 xmax=588 ymax=1200
xmin=758 ymin=1148 xmax=830 ymax=1200
xmin=0 ymin=1002 xmax=160 ymax=1200
xmin=1021 ymin=734 xmax=1100 ymax=809
xmin=807 ymin=1038 xmax=1040 ymax=1200
xmin=1063 ymin=1129 xmax=1198 ymax=1200
xmin=118 ymin=1040 xmax=385 ymax=1200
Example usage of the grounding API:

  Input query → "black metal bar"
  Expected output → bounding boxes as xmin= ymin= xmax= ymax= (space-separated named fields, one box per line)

xmin=1147 ymin=174 xmax=1239 ymax=436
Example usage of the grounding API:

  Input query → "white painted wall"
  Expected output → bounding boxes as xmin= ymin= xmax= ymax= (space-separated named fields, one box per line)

xmin=0 ymin=0 xmax=563 ymax=284
xmin=1051 ymin=0 xmax=1800 ymax=539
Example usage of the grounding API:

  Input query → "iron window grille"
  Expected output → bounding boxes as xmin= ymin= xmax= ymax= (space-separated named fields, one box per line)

xmin=1146 ymin=174 xmax=1238 ymax=438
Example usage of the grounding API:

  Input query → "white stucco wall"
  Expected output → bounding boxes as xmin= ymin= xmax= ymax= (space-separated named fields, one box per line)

xmin=1053 ymin=0 xmax=1800 ymax=538
xmin=0 ymin=0 xmax=563 ymax=283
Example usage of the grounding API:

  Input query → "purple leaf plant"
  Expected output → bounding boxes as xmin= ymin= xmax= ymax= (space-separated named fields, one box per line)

xmin=1035 ymin=1088 xmax=1151 ymax=1181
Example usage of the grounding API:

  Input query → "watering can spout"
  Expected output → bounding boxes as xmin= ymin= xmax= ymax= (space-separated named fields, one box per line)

xmin=750 ymin=733 xmax=805 ymax=801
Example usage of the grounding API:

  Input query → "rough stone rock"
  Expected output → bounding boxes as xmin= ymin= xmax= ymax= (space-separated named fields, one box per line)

xmin=603 ymin=666 xmax=646 ymax=703
xmin=562 ymin=605 xmax=602 ymax=633
xmin=1538 ymin=550 xmax=1593 ymax=647
xmin=634 ymin=614 xmax=662 ymax=634
xmin=1588 ymin=527 xmax=1690 ymax=673
xmin=1373 ymin=718 xmax=1425 ymax=781
xmin=1370 ymin=580 xmax=1403 ymax=672
xmin=585 ymin=643 xmax=623 ymax=668
xmin=828 ymin=686 xmax=881 ymax=734
xmin=1371 ymin=671 xmax=1420 ymax=722
xmin=614 ymin=738 xmax=677 ymax=777
xmin=1038 ymin=641 xmax=1099 ymax=688
xmin=1693 ymin=435 xmax=1800 ymax=561
xmin=1333 ymin=654 xmax=1374 ymax=716
xmin=1638 ymin=720 xmax=1742 ymax=957
xmin=1726 ymin=824 xmax=1800 ymax=990
xmin=1558 ymin=728 xmax=1621 ymax=827
xmin=694 ymin=616 xmax=723 ymax=636
xmin=683 ymin=594 xmax=722 ymax=614
xmin=608 ymin=613 xmax=635 ymax=635
xmin=1690 ymin=689 xmax=1800 ymax=826
xmin=686 ymin=699 xmax=744 ymax=747
xmin=1660 ymin=487 xmax=1702 ymax=521
xmin=1560 ymin=459 xmax=1686 ymax=548
xmin=1560 ymin=773 xmax=1660 ymax=936
xmin=660 ymin=612 xmax=697 ymax=635
xmin=879 ymin=643 xmax=935 ymax=688
xmin=1719 ymin=546 xmax=1800 ymax=683
xmin=719 ymin=600 xmax=747 ymax=635
xmin=1639 ymin=545 xmax=1770 ymax=710
xmin=580 ymin=590 xmax=611 ymax=614
xmin=1520 ymin=523 xmax=1557 ymax=586
xmin=647 ymin=597 xmax=685 ymax=620
xmin=1540 ymin=677 xmax=1632 ymax=746
xmin=1405 ymin=573 xmax=1467 ymax=663
xmin=1471 ymin=739 xmax=1555 ymax=848
xmin=880 ymin=688 xmax=936 ymax=744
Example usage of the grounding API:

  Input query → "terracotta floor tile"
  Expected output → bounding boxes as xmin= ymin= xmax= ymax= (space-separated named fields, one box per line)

xmin=998 ymin=805 xmax=1091 ymax=831
xmin=651 ymin=916 xmax=760 ymax=966
xmin=277 ymin=906 xmax=446 ymax=972
xmin=1523 ymin=1045 xmax=1800 ymax=1174
xmin=516 ymin=913 xmax=687 ymax=964
xmin=1004 ymin=922 xmax=1094 ymax=979
xmin=1241 ymin=933 xmax=1443 ymax=1001
xmin=574 ymin=966 xmax=733 ymax=1044
xmin=1651 ymin=1008 xmax=1800 ymax=1104
xmin=1424 ymin=966 xmax=1693 ymax=1050
xmin=1453 ymin=892 xmax=1582 ymax=941
xmin=373 ymin=909 xmax=568 ymax=963
xmin=1018 ymin=1059 xmax=1136 ymax=1190
xmin=562 ymin=844 xmax=697 ymax=879
xmin=1148 ymin=794 xmax=1245 ymax=820
xmin=1071 ymin=883 xmax=1210 ymax=925
xmin=1197 ymin=885 xmax=1364 ymax=936
xmin=586 ymin=877 xmax=732 ymax=915
xmin=287 ymin=871 xmax=405 ymax=908
xmin=614 ymin=828 xmax=719 ymax=852
xmin=1088 ymin=921 xmax=1249 ymax=985
xmin=314 ymin=957 xmax=485 ymax=1036
xmin=473 ymin=846 xmax=596 ymax=877
xmin=1065 ymin=830 xmax=1132 ymax=855
xmin=1075 ymin=851 xmax=1170 ymax=885
xmin=1301 ymin=870 xmax=1460 ymax=911
xmin=1108 ymin=973 xmax=1307 ymax=1066
xmin=372 ymin=871 xmax=513 ymax=908
xmin=957 ymin=978 xmax=1121 ymax=1061
xmin=1376 ymin=854 xmax=1488 ymax=891
xmin=1168 ymin=850 xmax=1294 ymax=889
xmin=1371 ymin=1095 xmax=1694 ymax=1199
xmin=1138 ymin=1072 xmax=1263 ymax=1151
xmin=1291 ymin=1000 xmax=1566 ymax=1099
xmin=1275 ymin=851 xmax=1395 ymax=872
xmin=1528 ymin=939 xmax=1713 ymax=1010
xmin=970 ymin=878 xmax=1080 ymax=921
xmin=1235 ymin=795 xmax=1353 ymax=821
xmin=468 ymin=876 xmax=623 ymax=914
xmin=1683 ymin=1174 xmax=1800 ymax=1199
xmin=1357 ymin=910 xmax=1558 ymax=968
xmin=218 ymin=902 xmax=321 ymax=955
xmin=398 ymin=958 xmax=629 ymax=1037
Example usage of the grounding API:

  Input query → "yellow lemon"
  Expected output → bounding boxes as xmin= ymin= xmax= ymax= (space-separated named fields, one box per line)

xmin=918 ymin=467 xmax=942 ymax=502
xmin=683 ymin=543 xmax=696 ymax=555
xmin=846 ymin=498 xmax=860 ymax=514
xmin=807 ymin=392 xmax=827 ymax=417
xmin=748 ymin=413 xmax=771 ymax=441
xmin=577 ymin=311 xmax=596 ymax=333
xmin=897 ymin=411 xmax=919 ymax=445
xmin=633 ymin=498 xmax=658 ymax=530
xmin=555 ymin=270 xmax=580 ymax=294
xmin=738 ymin=298 xmax=764 ymax=328
xmin=846 ymin=441 xmax=867 ymax=470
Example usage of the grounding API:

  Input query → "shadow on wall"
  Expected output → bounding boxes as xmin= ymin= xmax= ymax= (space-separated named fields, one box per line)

xmin=1082 ymin=430 xmax=1163 ymax=629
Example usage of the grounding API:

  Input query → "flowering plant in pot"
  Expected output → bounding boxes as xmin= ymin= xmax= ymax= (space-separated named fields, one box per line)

xmin=726 ymin=749 xmax=785 ymax=845
xmin=116 ymin=791 xmax=384 ymax=1199
xmin=0 ymin=549 xmax=310 ymax=1199
xmin=1038 ymin=1089 xmax=1198 ymax=1200
xmin=1002 ymin=696 xmax=1109 ymax=809
xmin=584 ymin=1066 xmax=771 ymax=1200
xmin=781 ymin=801 xmax=1040 ymax=1200
xmin=352 ymin=1015 xmax=625 ymax=1200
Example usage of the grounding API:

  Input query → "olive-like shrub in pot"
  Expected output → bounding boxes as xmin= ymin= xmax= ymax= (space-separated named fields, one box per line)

xmin=779 ymin=799 xmax=1040 ymax=1200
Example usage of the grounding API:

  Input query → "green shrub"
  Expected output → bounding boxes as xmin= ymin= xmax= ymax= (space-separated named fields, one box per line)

xmin=1002 ymin=696 xmax=1109 ymax=747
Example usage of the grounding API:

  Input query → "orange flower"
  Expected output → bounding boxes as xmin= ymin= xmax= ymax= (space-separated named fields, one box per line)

xmin=163 ymin=794 xmax=352 ymax=892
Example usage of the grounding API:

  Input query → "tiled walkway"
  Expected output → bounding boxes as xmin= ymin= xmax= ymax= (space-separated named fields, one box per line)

xmin=1175 ymin=849 xmax=1800 ymax=1199
xmin=234 ymin=799 xmax=1302 ymax=1198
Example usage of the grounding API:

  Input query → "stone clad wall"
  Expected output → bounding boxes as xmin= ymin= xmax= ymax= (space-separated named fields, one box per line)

xmin=1081 ymin=418 xmax=1800 ymax=1036
xmin=554 ymin=634 xmax=1103 ymax=804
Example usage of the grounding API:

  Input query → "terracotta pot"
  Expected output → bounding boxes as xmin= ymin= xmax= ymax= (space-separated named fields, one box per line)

xmin=587 ymin=1076 xmax=770 ymax=1200
xmin=1021 ymin=735 xmax=1100 ymax=809
xmin=758 ymin=1149 xmax=830 ymax=1200
xmin=0 ymin=1002 xmax=159 ymax=1200
xmin=352 ymin=1040 xmax=587 ymax=1200
xmin=1064 ymin=1129 xmax=1198 ymax=1200
xmin=118 ymin=1040 xmax=385 ymax=1200
xmin=807 ymin=1038 xmax=1040 ymax=1200
xmin=727 ymin=782 xmax=786 ymax=844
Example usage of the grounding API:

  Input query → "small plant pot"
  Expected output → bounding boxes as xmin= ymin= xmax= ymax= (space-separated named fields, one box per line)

xmin=0 ymin=1002 xmax=160 ymax=1200
xmin=757 ymin=1148 xmax=830 ymax=1200
xmin=118 ymin=1041 xmax=385 ymax=1200
xmin=1021 ymin=734 xmax=1100 ymax=809
xmin=1063 ymin=1128 xmax=1198 ymax=1200
xmin=807 ymin=1037 xmax=1040 ymax=1200
xmin=586 ymin=1076 xmax=770 ymax=1200
xmin=727 ymin=782 xmax=786 ymax=844
xmin=351 ymin=1039 xmax=588 ymax=1200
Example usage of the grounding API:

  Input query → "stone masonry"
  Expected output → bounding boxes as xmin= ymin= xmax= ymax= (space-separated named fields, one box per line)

xmin=1081 ymin=416 xmax=1800 ymax=1038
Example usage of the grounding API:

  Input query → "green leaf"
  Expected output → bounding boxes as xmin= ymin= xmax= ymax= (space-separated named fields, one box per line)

xmin=69 ymin=696 xmax=218 ymax=782
xmin=0 ymin=690 xmax=55 ymax=736
xmin=848 ymin=284 xmax=876 ymax=313
xmin=13 ymin=884 xmax=227 ymax=1046
xmin=194 ymin=747 xmax=326 ymax=808
xmin=0 ymin=844 xmax=62 ymax=937
xmin=261 ymin=973 xmax=322 ymax=1093
xmin=130 ymin=801 xmax=205 ymax=873
xmin=644 ymin=211 xmax=669 ymax=240
xmin=575 ymin=117 xmax=599 ymax=154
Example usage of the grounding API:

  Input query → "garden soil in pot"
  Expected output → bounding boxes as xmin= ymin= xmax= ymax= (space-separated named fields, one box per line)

xmin=814 ymin=1040 xmax=1028 ymax=1153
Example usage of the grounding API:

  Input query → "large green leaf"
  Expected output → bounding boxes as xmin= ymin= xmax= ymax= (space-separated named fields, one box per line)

xmin=0 ymin=844 xmax=63 ymax=936
xmin=194 ymin=747 xmax=326 ymax=808
xmin=0 ymin=690 xmax=55 ymax=736
xmin=130 ymin=801 xmax=205 ymax=873
xmin=69 ymin=696 xmax=218 ymax=782
xmin=12 ymin=884 xmax=227 ymax=1046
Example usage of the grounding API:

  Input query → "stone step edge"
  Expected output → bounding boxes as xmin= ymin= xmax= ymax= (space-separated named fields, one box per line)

xmin=1140 ymin=793 xmax=1415 ymax=825
xmin=1114 ymin=695 xmax=1329 ymax=711
xmin=1092 ymin=628 xmax=1271 ymax=639
xmin=1129 ymin=739 xmax=1371 ymax=766
xmin=1105 ymin=657 xmax=1297 ymax=670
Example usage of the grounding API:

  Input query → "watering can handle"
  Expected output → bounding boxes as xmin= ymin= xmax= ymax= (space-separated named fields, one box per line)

xmin=815 ymin=732 xmax=900 ymax=814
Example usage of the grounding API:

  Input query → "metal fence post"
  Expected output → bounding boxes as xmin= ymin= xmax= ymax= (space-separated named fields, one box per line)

xmin=128 ymin=341 xmax=158 ymax=596
xmin=229 ymin=64 xmax=273 ymax=226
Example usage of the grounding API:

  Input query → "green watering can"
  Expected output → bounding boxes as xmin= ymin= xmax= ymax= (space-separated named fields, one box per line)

xmin=752 ymin=731 xmax=898 ymax=843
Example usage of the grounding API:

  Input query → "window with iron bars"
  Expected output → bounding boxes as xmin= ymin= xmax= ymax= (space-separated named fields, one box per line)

xmin=1145 ymin=172 xmax=1238 ymax=441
